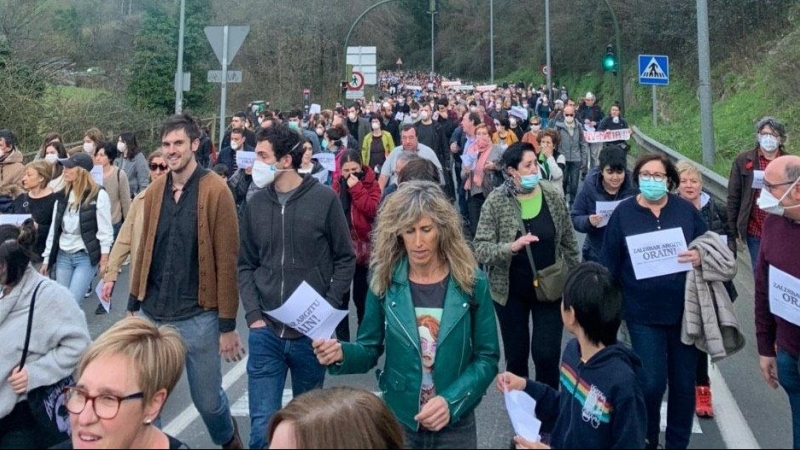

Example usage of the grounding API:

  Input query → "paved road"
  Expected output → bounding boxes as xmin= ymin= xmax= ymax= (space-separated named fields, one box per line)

xmin=82 ymin=235 xmax=793 ymax=449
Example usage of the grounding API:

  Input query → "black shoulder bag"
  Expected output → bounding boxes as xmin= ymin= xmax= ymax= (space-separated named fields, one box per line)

xmin=19 ymin=280 xmax=75 ymax=447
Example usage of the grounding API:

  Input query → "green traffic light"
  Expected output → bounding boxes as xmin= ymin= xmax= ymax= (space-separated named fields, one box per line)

xmin=603 ymin=54 xmax=616 ymax=71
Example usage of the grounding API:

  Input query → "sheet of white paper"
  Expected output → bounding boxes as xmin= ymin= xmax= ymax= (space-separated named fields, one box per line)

xmin=311 ymin=153 xmax=336 ymax=172
xmin=752 ymin=170 xmax=765 ymax=190
xmin=265 ymin=282 xmax=348 ymax=340
xmin=395 ymin=112 xmax=405 ymax=122
xmin=595 ymin=200 xmax=624 ymax=228
xmin=95 ymin=281 xmax=110 ymax=313
xmin=235 ymin=151 xmax=255 ymax=169
xmin=584 ymin=124 xmax=596 ymax=132
xmin=503 ymin=390 xmax=541 ymax=443
xmin=769 ymin=265 xmax=800 ymax=326
xmin=0 ymin=214 xmax=31 ymax=226
xmin=625 ymin=228 xmax=692 ymax=280
xmin=309 ymin=104 xmax=321 ymax=115
xmin=91 ymin=165 xmax=104 ymax=186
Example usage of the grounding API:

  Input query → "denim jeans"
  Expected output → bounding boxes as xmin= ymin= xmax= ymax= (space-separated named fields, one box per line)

xmin=55 ymin=250 xmax=97 ymax=307
xmin=403 ymin=411 xmax=476 ymax=449
xmin=747 ymin=235 xmax=761 ymax=273
xmin=145 ymin=310 xmax=235 ymax=446
xmin=777 ymin=349 xmax=800 ymax=449
xmin=627 ymin=323 xmax=697 ymax=449
xmin=247 ymin=326 xmax=326 ymax=449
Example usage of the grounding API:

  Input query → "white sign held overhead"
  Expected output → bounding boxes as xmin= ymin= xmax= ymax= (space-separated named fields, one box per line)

xmin=204 ymin=26 xmax=249 ymax=66
xmin=207 ymin=70 xmax=242 ymax=83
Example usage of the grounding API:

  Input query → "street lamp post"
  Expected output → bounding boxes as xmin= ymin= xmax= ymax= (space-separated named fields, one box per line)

xmin=174 ymin=0 xmax=186 ymax=114
xmin=601 ymin=0 xmax=624 ymax=114
xmin=490 ymin=0 xmax=494 ymax=84
xmin=341 ymin=0 xmax=399 ymax=91
xmin=545 ymin=0 xmax=551 ymax=94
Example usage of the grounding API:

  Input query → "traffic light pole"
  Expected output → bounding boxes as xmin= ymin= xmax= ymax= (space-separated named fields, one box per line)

xmin=601 ymin=0 xmax=624 ymax=114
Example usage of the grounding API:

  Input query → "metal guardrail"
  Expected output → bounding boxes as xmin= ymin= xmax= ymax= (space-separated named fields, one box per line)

xmin=631 ymin=125 xmax=729 ymax=207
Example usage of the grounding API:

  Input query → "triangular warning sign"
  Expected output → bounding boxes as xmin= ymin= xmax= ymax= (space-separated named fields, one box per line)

xmin=641 ymin=57 xmax=667 ymax=79
xmin=396 ymin=58 xmax=403 ymax=65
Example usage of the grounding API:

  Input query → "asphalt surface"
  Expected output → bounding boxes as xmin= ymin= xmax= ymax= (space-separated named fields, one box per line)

xmin=80 ymin=232 xmax=794 ymax=449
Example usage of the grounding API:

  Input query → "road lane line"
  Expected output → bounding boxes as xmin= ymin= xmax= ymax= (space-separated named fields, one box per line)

xmin=709 ymin=364 xmax=761 ymax=449
xmin=163 ymin=356 xmax=249 ymax=437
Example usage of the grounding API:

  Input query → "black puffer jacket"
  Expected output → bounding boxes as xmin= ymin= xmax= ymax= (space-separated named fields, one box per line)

xmin=699 ymin=192 xmax=738 ymax=301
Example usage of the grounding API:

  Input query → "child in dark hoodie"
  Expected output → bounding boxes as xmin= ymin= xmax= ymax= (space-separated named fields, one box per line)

xmin=498 ymin=262 xmax=646 ymax=449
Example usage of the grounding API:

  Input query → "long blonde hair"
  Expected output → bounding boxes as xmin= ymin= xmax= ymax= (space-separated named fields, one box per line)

xmin=64 ymin=167 xmax=100 ymax=211
xmin=370 ymin=181 xmax=476 ymax=296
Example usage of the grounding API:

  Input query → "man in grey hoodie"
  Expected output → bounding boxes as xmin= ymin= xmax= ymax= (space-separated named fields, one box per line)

xmin=237 ymin=123 xmax=355 ymax=449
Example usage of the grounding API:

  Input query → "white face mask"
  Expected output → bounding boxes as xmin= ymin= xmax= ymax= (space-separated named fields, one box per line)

xmin=83 ymin=142 xmax=94 ymax=154
xmin=251 ymin=160 xmax=276 ymax=188
xmin=509 ymin=118 xmax=517 ymax=127
xmin=348 ymin=112 xmax=357 ymax=122
xmin=44 ymin=154 xmax=59 ymax=164
xmin=420 ymin=111 xmax=429 ymax=121
xmin=759 ymin=134 xmax=780 ymax=153
xmin=117 ymin=142 xmax=127 ymax=154
xmin=371 ymin=122 xmax=381 ymax=131
xmin=230 ymin=140 xmax=241 ymax=151
xmin=564 ymin=116 xmax=574 ymax=125
xmin=758 ymin=177 xmax=800 ymax=217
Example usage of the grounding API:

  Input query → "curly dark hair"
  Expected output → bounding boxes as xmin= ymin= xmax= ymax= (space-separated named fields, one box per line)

xmin=256 ymin=123 xmax=304 ymax=169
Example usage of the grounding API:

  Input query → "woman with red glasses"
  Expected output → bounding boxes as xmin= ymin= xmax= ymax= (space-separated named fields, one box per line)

xmin=100 ymin=151 xmax=169 ymax=307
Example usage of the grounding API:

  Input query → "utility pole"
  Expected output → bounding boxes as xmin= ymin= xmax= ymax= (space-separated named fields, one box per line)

xmin=545 ymin=0 xmax=551 ymax=94
xmin=697 ymin=0 xmax=715 ymax=167
xmin=174 ymin=0 xmax=186 ymax=114
xmin=429 ymin=0 xmax=437 ymax=74
xmin=490 ymin=0 xmax=494 ymax=84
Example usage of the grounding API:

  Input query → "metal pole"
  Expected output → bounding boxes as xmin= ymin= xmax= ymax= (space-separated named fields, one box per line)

xmin=342 ymin=0 xmax=399 ymax=89
xmin=490 ymin=0 xmax=494 ymax=84
xmin=431 ymin=11 xmax=435 ymax=74
xmin=218 ymin=25 xmax=228 ymax=153
xmin=652 ymin=85 xmax=657 ymax=127
xmin=697 ymin=0 xmax=715 ymax=166
xmin=545 ymin=0 xmax=551 ymax=94
xmin=601 ymin=0 xmax=624 ymax=114
xmin=174 ymin=0 xmax=186 ymax=114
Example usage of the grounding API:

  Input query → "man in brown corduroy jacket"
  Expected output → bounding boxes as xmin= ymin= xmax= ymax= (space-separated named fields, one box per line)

xmin=125 ymin=113 xmax=244 ymax=449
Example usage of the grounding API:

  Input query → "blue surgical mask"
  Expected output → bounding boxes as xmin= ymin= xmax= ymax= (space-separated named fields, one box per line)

xmin=520 ymin=173 xmax=540 ymax=191
xmin=639 ymin=178 xmax=668 ymax=201
xmin=321 ymin=139 xmax=329 ymax=150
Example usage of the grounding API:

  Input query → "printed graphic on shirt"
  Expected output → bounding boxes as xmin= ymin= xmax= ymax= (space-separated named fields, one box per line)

xmin=416 ymin=307 xmax=443 ymax=406
xmin=560 ymin=363 xmax=612 ymax=428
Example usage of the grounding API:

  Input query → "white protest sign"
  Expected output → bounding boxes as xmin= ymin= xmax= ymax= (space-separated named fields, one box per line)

xmin=769 ymin=265 xmax=800 ymax=326
xmin=0 ymin=214 xmax=31 ymax=226
xmin=95 ymin=281 xmax=110 ymax=313
xmin=235 ymin=151 xmax=255 ymax=169
xmin=504 ymin=390 xmax=541 ymax=443
xmin=595 ymin=200 xmax=624 ymax=228
xmin=91 ymin=165 xmax=104 ymax=186
xmin=312 ymin=153 xmax=336 ymax=172
xmin=752 ymin=170 xmax=765 ymax=190
xmin=309 ymin=103 xmax=321 ymax=115
xmin=625 ymin=227 xmax=691 ymax=280
xmin=582 ymin=128 xmax=632 ymax=143
xmin=265 ymin=281 xmax=348 ymax=340
xmin=460 ymin=152 xmax=477 ymax=170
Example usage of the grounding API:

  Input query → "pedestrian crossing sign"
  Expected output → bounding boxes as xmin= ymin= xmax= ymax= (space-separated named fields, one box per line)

xmin=638 ymin=55 xmax=669 ymax=86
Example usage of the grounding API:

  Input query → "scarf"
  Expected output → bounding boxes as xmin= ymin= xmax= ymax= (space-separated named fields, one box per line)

xmin=465 ymin=136 xmax=492 ymax=190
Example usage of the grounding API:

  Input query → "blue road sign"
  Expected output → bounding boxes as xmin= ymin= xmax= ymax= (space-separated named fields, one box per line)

xmin=639 ymin=55 xmax=669 ymax=86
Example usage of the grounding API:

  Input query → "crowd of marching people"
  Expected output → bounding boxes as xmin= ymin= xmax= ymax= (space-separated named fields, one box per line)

xmin=0 ymin=69 xmax=798 ymax=450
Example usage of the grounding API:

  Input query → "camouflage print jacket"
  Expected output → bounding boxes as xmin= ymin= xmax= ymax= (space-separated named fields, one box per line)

xmin=473 ymin=180 xmax=580 ymax=305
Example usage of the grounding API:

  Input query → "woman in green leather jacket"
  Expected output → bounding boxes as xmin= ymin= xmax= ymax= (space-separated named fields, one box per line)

xmin=314 ymin=181 xmax=499 ymax=449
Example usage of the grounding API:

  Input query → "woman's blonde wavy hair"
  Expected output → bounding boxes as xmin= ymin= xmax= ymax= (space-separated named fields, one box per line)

xmin=370 ymin=181 xmax=476 ymax=297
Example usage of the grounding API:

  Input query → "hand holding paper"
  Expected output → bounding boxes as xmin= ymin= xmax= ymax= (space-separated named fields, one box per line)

xmin=266 ymin=282 xmax=348 ymax=341
xmin=504 ymin=389 xmax=542 ymax=444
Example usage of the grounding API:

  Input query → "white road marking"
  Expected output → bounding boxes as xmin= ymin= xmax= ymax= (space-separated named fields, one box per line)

xmin=163 ymin=356 xmax=249 ymax=437
xmin=709 ymin=364 xmax=761 ymax=449
xmin=660 ymin=401 xmax=703 ymax=434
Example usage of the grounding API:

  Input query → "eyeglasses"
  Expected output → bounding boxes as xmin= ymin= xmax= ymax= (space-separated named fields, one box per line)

xmin=563 ymin=114 xmax=575 ymax=117
xmin=149 ymin=163 xmax=168 ymax=172
xmin=63 ymin=387 xmax=144 ymax=420
xmin=763 ymin=179 xmax=797 ymax=193
xmin=639 ymin=173 xmax=667 ymax=182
